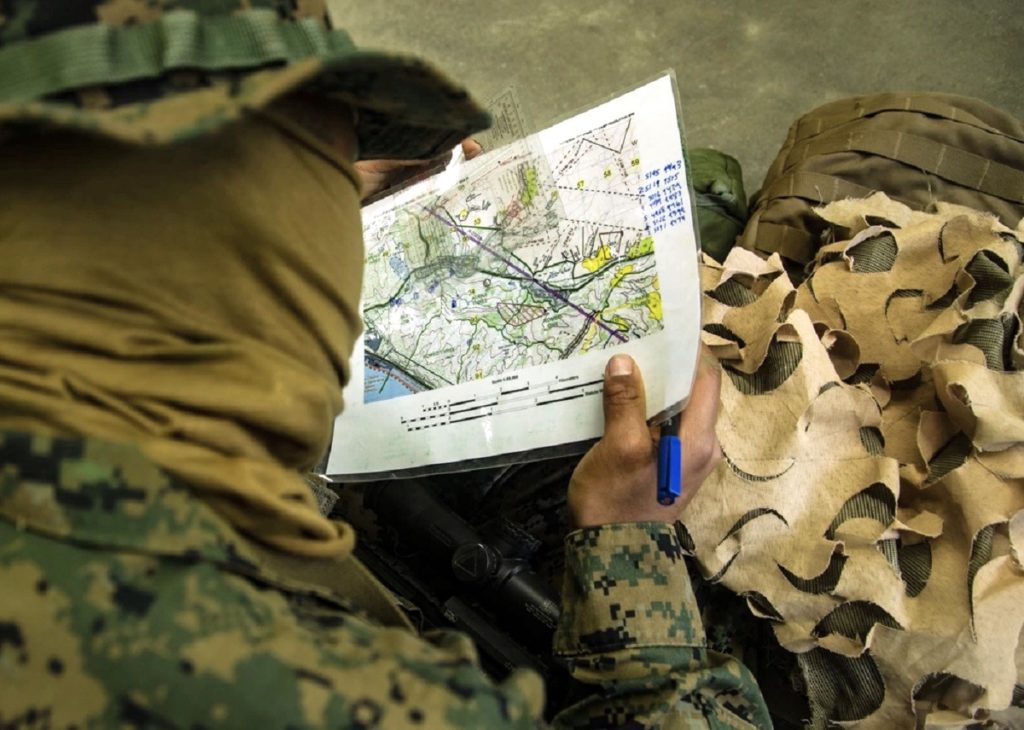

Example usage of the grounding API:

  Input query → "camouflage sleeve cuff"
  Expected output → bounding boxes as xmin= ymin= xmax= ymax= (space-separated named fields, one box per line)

xmin=554 ymin=522 xmax=705 ymax=657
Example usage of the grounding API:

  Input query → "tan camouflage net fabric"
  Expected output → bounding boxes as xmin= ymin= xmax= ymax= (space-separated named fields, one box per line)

xmin=691 ymin=193 xmax=1024 ymax=727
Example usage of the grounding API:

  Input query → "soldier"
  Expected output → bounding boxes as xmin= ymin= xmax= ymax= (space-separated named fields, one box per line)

xmin=0 ymin=2 xmax=770 ymax=727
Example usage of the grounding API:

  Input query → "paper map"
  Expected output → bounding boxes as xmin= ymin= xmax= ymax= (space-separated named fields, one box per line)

xmin=328 ymin=74 xmax=700 ymax=478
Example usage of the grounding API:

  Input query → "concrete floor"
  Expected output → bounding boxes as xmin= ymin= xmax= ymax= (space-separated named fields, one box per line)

xmin=327 ymin=0 xmax=1023 ymax=195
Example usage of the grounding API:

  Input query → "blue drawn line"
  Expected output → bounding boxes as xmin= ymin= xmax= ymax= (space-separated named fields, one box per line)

xmin=421 ymin=205 xmax=628 ymax=343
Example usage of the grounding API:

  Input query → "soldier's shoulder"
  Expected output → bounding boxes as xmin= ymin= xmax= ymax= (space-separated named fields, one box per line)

xmin=0 ymin=429 xmax=165 ymax=486
xmin=0 ymin=517 xmax=539 ymax=728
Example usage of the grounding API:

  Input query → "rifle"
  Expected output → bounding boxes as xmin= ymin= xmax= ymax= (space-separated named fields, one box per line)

xmin=358 ymin=480 xmax=569 ymax=714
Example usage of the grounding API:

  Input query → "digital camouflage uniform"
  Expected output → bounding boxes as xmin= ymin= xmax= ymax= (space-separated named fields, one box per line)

xmin=0 ymin=431 xmax=770 ymax=727
xmin=0 ymin=2 xmax=771 ymax=727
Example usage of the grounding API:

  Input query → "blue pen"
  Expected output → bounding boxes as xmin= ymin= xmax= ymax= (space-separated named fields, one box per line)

xmin=657 ymin=414 xmax=682 ymax=506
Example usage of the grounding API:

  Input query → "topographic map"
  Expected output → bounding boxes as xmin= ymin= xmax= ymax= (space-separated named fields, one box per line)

xmin=329 ymin=74 xmax=696 ymax=477
xmin=361 ymin=114 xmax=663 ymax=403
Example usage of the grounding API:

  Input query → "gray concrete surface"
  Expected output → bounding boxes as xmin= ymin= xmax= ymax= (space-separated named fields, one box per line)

xmin=327 ymin=0 xmax=1023 ymax=195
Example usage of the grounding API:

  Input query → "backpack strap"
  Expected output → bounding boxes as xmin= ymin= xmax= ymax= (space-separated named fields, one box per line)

xmin=792 ymin=94 xmax=1024 ymax=145
xmin=784 ymin=129 xmax=1024 ymax=204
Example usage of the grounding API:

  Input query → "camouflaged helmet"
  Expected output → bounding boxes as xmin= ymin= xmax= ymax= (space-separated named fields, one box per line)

xmin=0 ymin=0 xmax=490 ymax=159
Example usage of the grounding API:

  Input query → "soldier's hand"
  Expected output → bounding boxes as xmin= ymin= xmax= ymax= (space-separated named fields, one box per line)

xmin=567 ymin=348 xmax=722 ymax=529
xmin=356 ymin=139 xmax=483 ymax=202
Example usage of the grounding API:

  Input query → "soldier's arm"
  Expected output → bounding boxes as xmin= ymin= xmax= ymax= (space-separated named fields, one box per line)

xmin=545 ymin=352 xmax=771 ymax=728
xmin=549 ymin=523 xmax=770 ymax=728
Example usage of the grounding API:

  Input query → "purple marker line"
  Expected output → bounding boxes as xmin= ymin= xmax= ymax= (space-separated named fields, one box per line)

xmin=422 ymin=205 xmax=627 ymax=343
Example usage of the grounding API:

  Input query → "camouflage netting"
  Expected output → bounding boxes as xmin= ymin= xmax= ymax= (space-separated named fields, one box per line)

xmin=693 ymin=193 xmax=1024 ymax=727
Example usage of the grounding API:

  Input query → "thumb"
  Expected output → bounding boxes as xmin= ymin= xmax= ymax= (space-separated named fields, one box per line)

xmin=601 ymin=355 xmax=650 ymax=448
